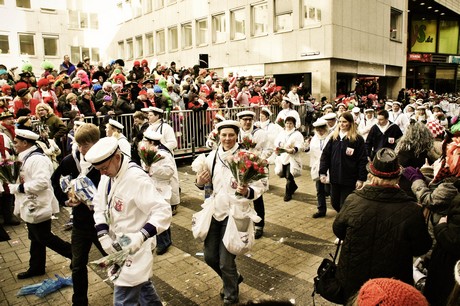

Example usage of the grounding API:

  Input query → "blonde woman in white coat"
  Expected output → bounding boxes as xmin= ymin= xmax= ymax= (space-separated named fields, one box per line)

xmin=309 ymin=119 xmax=331 ymax=218
xmin=274 ymin=116 xmax=304 ymax=201
xmin=142 ymin=130 xmax=179 ymax=255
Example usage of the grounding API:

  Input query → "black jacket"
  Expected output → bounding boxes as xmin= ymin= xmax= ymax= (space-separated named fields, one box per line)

xmin=333 ymin=185 xmax=432 ymax=300
xmin=319 ymin=135 xmax=368 ymax=186
xmin=365 ymin=123 xmax=403 ymax=159
xmin=424 ymin=193 xmax=460 ymax=306
xmin=51 ymin=150 xmax=101 ymax=231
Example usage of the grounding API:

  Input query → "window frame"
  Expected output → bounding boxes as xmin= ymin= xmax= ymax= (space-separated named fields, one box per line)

xmin=168 ymin=26 xmax=179 ymax=52
xmin=16 ymin=0 xmax=31 ymax=9
xmin=156 ymin=29 xmax=165 ymax=54
xmin=251 ymin=2 xmax=268 ymax=37
xmin=126 ymin=38 xmax=134 ymax=59
xmin=181 ymin=22 xmax=193 ymax=49
xmin=196 ymin=18 xmax=208 ymax=47
xmin=230 ymin=8 xmax=246 ymax=41
xmin=212 ymin=13 xmax=226 ymax=44
xmin=135 ymin=35 xmax=143 ymax=58
xmin=146 ymin=32 xmax=154 ymax=55
xmin=18 ymin=33 xmax=35 ymax=56
xmin=0 ymin=34 xmax=10 ymax=54
xmin=274 ymin=0 xmax=293 ymax=33
xmin=43 ymin=35 xmax=59 ymax=57
xmin=390 ymin=7 xmax=403 ymax=42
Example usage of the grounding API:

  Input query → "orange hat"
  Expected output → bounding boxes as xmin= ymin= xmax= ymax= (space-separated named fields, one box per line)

xmin=139 ymin=90 xmax=147 ymax=96
xmin=1 ymin=84 xmax=11 ymax=92
xmin=37 ymin=78 xmax=50 ymax=87
xmin=357 ymin=278 xmax=428 ymax=306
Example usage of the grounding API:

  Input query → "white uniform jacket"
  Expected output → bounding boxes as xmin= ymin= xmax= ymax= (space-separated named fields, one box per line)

xmin=13 ymin=146 xmax=59 ymax=224
xmin=204 ymin=143 xmax=265 ymax=222
xmin=389 ymin=110 xmax=410 ymax=133
xmin=238 ymin=126 xmax=272 ymax=160
xmin=146 ymin=120 xmax=177 ymax=152
xmin=147 ymin=148 xmax=180 ymax=205
xmin=273 ymin=129 xmax=305 ymax=177
xmin=93 ymin=157 xmax=172 ymax=287
xmin=275 ymin=109 xmax=301 ymax=129
xmin=357 ymin=117 xmax=378 ymax=140
xmin=309 ymin=132 xmax=330 ymax=181
xmin=116 ymin=135 xmax=132 ymax=158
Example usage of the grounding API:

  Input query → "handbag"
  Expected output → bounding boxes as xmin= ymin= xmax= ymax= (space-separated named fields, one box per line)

xmin=312 ymin=240 xmax=345 ymax=305
xmin=222 ymin=213 xmax=255 ymax=256
xmin=191 ymin=198 xmax=214 ymax=242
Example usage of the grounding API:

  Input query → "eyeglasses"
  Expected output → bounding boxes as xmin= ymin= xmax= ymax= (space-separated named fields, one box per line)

xmin=95 ymin=156 xmax=113 ymax=173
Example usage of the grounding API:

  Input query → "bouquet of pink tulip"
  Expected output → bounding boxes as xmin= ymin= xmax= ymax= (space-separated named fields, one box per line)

xmin=227 ymin=151 xmax=268 ymax=197
xmin=138 ymin=145 xmax=164 ymax=167
xmin=276 ymin=118 xmax=285 ymax=128
xmin=241 ymin=136 xmax=257 ymax=150
xmin=0 ymin=157 xmax=21 ymax=184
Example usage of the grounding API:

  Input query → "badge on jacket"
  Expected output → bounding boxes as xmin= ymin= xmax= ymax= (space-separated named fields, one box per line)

xmin=345 ymin=147 xmax=354 ymax=156
xmin=388 ymin=137 xmax=395 ymax=144
xmin=114 ymin=197 xmax=124 ymax=212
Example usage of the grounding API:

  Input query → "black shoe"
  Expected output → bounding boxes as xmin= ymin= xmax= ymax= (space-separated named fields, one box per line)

xmin=255 ymin=228 xmax=263 ymax=239
xmin=220 ymin=274 xmax=244 ymax=298
xmin=156 ymin=243 xmax=171 ymax=255
xmin=17 ymin=270 xmax=45 ymax=279
xmin=284 ymin=194 xmax=292 ymax=202
xmin=292 ymin=184 xmax=298 ymax=194
xmin=4 ymin=218 xmax=20 ymax=226
xmin=312 ymin=212 xmax=326 ymax=219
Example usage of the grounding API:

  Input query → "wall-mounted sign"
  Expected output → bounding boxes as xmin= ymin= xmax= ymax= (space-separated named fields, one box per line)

xmin=408 ymin=53 xmax=432 ymax=62
xmin=410 ymin=20 xmax=437 ymax=53
xmin=449 ymin=56 xmax=460 ymax=64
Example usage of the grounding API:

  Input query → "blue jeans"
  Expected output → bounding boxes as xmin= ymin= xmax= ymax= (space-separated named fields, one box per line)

xmin=204 ymin=217 xmax=239 ymax=304
xmin=114 ymin=280 xmax=162 ymax=306
xmin=156 ymin=227 xmax=171 ymax=251
xmin=315 ymin=180 xmax=330 ymax=214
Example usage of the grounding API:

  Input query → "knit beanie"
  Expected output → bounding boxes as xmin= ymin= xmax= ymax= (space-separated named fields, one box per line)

xmin=357 ymin=278 xmax=428 ymax=306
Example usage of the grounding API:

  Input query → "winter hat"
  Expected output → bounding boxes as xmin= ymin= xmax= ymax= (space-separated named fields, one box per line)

xmin=153 ymin=85 xmax=162 ymax=93
xmin=0 ymin=69 xmax=7 ymax=75
xmin=37 ymin=78 xmax=50 ymax=87
xmin=133 ymin=61 xmax=140 ymax=66
xmin=1 ymin=84 xmax=11 ymax=92
xmin=366 ymin=148 xmax=403 ymax=179
xmin=426 ymin=120 xmax=445 ymax=139
xmin=141 ymin=59 xmax=148 ymax=66
xmin=357 ymin=278 xmax=428 ymax=306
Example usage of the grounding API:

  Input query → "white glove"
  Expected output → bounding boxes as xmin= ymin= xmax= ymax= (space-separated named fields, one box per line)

xmin=99 ymin=234 xmax=118 ymax=254
xmin=122 ymin=232 xmax=145 ymax=254
xmin=8 ymin=184 xmax=19 ymax=194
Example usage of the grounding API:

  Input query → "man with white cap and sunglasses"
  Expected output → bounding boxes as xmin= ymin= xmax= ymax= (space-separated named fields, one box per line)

xmin=87 ymin=137 xmax=171 ymax=305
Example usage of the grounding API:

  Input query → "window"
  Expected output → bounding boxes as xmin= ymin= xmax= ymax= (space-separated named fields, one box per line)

xmin=156 ymin=29 xmax=165 ymax=53
xmin=302 ymin=0 xmax=322 ymax=28
xmin=231 ymin=9 xmax=245 ymax=40
xmin=154 ymin=0 xmax=163 ymax=9
xmin=0 ymin=35 xmax=9 ymax=54
xmin=19 ymin=33 xmax=35 ymax=55
xmin=0 ymin=0 xmax=4 ymax=5
xmin=80 ymin=12 xmax=88 ymax=28
xmin=196 ymin=18 xmax=208 ymax=46
xmin=118 ymin=41 xmax=124 ymax=59
xmin=126 ymin=38 xmax=134 ymax=59
xmin=144 ymin=0 xmax=152 ymax=13
xmin=16 ymin=0 xmax=30 ymax=9
xmin=212 ymin=13 xmax=226 ymax=43
xmin=90 ymin=13 xmax=99 ymax=29
xmin=146 ymin=32 xmax=154 ymax=54
xmin=182 ymin=23 xmax=192 ymax=49
xmin=390 ymin=8 xmax=402 ymax=41
xmin=274 ymin=0 xmax=292 ymax=32
xmin=169 ymin=26 xmax=178 ymax=51
xmin=133 ymin=0 xmax=142 ymax=17
xmin=252 ymin=3 xmax=268 ymax=36
xmin=91 ymin=48 xmax=100 ymax=62
xmin=43 ymin=36 xmax=58 ymax=56
xmin=135 ymin=36 xmax=143 ymax=57
xmin=70 ymin=46 xmax=80 ymax=63
xmin=69 ymin=10 xmax=79 ymax=28
xmin=82 ymin=47 xmax=90 ymax=60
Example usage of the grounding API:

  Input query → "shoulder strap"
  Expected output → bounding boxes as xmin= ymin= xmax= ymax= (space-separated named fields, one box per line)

xmin=332 ymin=240 xmax=341 ymax=263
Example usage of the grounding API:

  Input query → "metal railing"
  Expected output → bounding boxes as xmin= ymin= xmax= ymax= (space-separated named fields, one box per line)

xmin=59 ymin=104 xmax=308 ymax=159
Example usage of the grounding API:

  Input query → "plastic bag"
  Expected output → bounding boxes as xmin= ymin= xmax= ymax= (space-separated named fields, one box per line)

xmin=60 ymin=175 xmax=97 ymax=209
xmin=89 ymin=249 xmax=130 ymax=282
xmin=191 ymin=153 xmax=208 ymax=173
xmin=17 ymin=274 xmax=73 ymax=297
xmin=191 ymin=198 xmax=214 ymax=241
xmin=223 ymin=213 xmax=255 ymax=256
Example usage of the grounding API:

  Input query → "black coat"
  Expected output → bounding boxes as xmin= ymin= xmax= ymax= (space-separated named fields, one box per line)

xmin=319 ymin=135 xmax=368 ymax=186
xmin=333 ymin=185 xmax=432 ymax=300
xmin=51 ymin=150 xmax=101 ymax=231
xmin=365 ymin=123 xmax=403 ymax=159
xmin=424 ymin=194 xmax=460 ymax=306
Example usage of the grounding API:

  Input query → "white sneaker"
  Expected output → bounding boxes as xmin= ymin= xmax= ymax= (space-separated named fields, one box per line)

xmin=334 ymin=238 xmax=340 ymax=245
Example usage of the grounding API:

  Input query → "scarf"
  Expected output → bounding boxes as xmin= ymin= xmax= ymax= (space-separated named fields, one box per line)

xmin=1 ymin=122 xmax=15 ymax=139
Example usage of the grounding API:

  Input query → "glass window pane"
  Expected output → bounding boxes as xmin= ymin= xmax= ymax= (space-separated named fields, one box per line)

xmin=276 ymin=13 xmax=292 ymax=32
xmin=252 ymin=3 xmax=268 ymax=36
xmin=231 ymin=9 xmax=245 ymax=40
xmin=212 ymin=14 xmax=226 ymax=43
xmin=439 ymin=20 xmax=459 ymax=54
xmin=43 ymin=36 xmax=58 ymax=56
xmin=136 ymin=36 xmax=143 ymax=57
xmin=196 ymin=19 xmax=208 ymax=46
xmin=0 ymin=35 xmax=10 ymax=54
xmin=82 ymin=47 xmax=90 ymax=60
xmin=156 ymin=30 xmax=165 ymax=53
xmin=0 ymin=0 xmax=5 ymax=5
xmin=70 ymin=46 xmax=80 ymax=63
xmin=90 ymin=13 xmax=99 ymax=29
xmin=16 ymin=0 xmax=30 ymax=9
xmin=91 ymin=48 xmax=100 ymax=62
xmin=169 ymin=26 xmax=178 ymax=51
xmin=80 ymin=13 xmax=88 ymax=29
xmin=126 ymin=39 xmax=133 ymax=59
xmin=182 ymin=23 xmax=192 ymax=48
xmin=390 ymin=8 xmax=402 ymax=41
xmin=145 ymin=0 xmax=152 ymax=13
xmin=19 ymin=34 xmax=35 ymax=55
xmin=146 ymin=33 xmax=154 ymax=54
xmin=69 ymin=10 xmax=79 ymax=28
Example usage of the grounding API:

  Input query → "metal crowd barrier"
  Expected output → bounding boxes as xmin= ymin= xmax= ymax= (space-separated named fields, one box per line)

xmin=59 ymin=104 xmax=307 ymax=159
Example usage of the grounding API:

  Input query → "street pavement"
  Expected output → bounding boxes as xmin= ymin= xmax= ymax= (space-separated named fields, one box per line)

xmin=0 ymin=153 xmax=338 ymax=305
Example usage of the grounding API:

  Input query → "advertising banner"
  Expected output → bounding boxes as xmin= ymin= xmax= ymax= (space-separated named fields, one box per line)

xmin=410 ymin=20 xmax=437 ymax=53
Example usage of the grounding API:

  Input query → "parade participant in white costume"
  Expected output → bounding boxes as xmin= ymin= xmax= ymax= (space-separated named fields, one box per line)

xmin=144 ymin=107 xmax=177 ymax=152
xmin=106 ymin=119 xmax=131 ymax=158
xmin=275 ymin=97 xmax=301 ymax=129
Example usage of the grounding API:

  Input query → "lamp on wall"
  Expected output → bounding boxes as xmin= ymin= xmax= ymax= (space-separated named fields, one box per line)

xmin=301 ymin=51 xmax=320 ymax=56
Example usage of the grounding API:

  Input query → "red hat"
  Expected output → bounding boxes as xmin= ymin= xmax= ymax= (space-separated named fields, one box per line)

xmin=15 ymin=82 xmax=28 ymax=92
xmin=134 ymin=61 xmax=140 ymax=67
xmin=113 ymin=74 xmax=126 ymax=84
xmin=357 ymin=278 xmax=428 ymax=306
xmin=139 ymin=90 xmax=147 ymax=96
xmin=141 ymin=59 xmax=148 ymax=66
xmin=71 ymin=83 xmax=81 ymax=89
xmin=1 ymin=84 xmax=11 ymax=92
xmin=37 ymin=78 xmax=50 ymax=87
